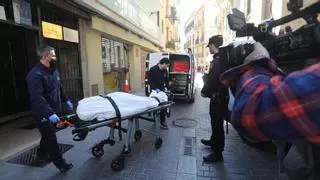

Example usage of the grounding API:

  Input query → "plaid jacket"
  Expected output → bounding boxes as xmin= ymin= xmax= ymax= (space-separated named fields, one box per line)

xmin=220 ymin=59 xmax=320 ymax=144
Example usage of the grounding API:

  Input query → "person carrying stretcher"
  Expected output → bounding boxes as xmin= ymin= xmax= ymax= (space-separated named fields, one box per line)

xmin=26 ymin=45 xmax=73 ymax=173
xmin=148 ymin=58 xmax=170 ymax=129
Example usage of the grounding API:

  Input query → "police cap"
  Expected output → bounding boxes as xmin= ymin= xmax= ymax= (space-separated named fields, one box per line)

xmin=206 ymin=35 xmax=223 ymax=47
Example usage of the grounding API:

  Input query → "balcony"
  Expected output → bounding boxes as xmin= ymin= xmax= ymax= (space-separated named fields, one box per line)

xmin=165 ymin=40 xmax=176 ymax=50
xmin=74 ymin=0 xmax=161 ymax=45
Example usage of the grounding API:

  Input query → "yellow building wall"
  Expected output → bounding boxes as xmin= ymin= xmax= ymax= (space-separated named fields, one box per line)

xmin=160 ymin=0 xmax=177 ymax=51
xmin=85 ymin=29 xmax=104 ymax=96
xmin=84 ymin=16 xmax=162 ymax=95
xmin=128 ymin=45 xmax=143 ymax=92
xmin=103 ymin=72 xmax=118 ymax=94
xmin=91 ymin=16 xmax=160 ymax=52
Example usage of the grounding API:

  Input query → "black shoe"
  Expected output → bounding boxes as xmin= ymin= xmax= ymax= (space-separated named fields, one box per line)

xmin=59 ymin=163 xmax=73 ymax=173
xmin=201 ymin=139 xmax=212 ymax=146
xmin=160 ymin=121 xmax=169 ymax=129
xmin=203 ymin=153 xmax=223 ymax=163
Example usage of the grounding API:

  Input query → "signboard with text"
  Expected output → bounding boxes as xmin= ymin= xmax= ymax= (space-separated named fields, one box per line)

xmin=42 ymin=21 xmax=63 ymax=40
xmin=63 ymin=27 xmax=79 ymax=43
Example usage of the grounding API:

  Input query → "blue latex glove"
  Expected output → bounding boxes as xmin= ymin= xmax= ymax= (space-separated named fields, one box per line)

xmin=155 ymin=89 xmax=160 ymax=93
xmin=48 ymin=114 xmax=60 ymax=123
xmin=66 ymin=100 xmax=73 ymax=110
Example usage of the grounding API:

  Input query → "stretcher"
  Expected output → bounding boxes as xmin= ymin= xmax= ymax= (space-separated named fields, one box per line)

xmin=57 ymin=92 xmax=174 ymax=172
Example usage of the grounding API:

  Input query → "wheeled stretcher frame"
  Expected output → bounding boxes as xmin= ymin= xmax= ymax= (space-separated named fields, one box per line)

xmin=59 ymin=101 xmax=174 ymax=171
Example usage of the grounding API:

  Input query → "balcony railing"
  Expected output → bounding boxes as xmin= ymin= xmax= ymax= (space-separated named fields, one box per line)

xmin=77 ymin=0 xmax=161 ymax=41
xmin=165 ymin=40 xmax=176 ymax=50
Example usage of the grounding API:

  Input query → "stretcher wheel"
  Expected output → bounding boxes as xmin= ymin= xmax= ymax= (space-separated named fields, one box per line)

xmin=134 ymin=130 xmax=142 ymax=142
xmin=92 ymin=145 xmax=104 ymax=158
xmin=155 ymin=138 xmax=163 ymax=149
xmin=110 ymin=155 xmax=124 ymax=172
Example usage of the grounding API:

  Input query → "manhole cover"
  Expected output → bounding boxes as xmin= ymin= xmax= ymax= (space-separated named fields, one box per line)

xmin=173 ymin=118 xmax=197 ymax=128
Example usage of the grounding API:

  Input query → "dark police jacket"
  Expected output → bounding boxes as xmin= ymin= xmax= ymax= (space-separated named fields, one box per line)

xmin=148 ymin=65 xmax=169 ymax=91
xmin=201 ymin=54 xmax=228 ymax=102
xmin=26 ymin=63 xmax=68 ymax=119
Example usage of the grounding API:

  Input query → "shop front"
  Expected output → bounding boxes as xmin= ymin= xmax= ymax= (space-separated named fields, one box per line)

xmin=0 ymin=0 xmax=39 ymax=123
xmin=0 ymin=0 xmax=90 ymax=125
xmin=40 ymin=3 xmax=85 ymax=102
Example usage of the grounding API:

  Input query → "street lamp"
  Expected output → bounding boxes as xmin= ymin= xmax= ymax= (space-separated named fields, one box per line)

xmin=149 ymin=11 xmax=160 ymax=26
xmin=149 ymin=11 xmax=159 ymax=16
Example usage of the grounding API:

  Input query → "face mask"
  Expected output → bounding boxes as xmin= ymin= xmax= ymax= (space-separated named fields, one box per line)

xmin=49 ymin=50 xmax=57 ymax=69
xmin=50 ymin=61 xmax=57 ymax=69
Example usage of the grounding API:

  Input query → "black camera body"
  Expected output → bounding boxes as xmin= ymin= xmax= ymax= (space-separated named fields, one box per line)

xmin=222 ymin=1 xmax=320 ymax=71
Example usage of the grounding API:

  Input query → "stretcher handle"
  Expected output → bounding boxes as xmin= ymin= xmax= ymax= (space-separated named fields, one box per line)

xmin=56 ymin=120 xmax=73 ymax=128
xmin=55 ymin=114 xmax=77 ymax=128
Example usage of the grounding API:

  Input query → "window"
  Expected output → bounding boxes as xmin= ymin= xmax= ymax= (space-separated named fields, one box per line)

xmin=166 ymin=0 xmax=170 ymax=17
xmin=117 ymin=46 xmax=121 ymax=67
xmin=162 ymin=20 xmax=164 ymax=33
xmin=102 ymin=37 xmax=128 ymax=72
xmin=166 ymin=26 xmax=169 ymax=41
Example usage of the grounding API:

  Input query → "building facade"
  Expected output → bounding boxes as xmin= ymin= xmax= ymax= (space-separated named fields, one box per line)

xmin=184 ymin=1 xmax=232 ymax=70
xmin=0 ymin=0 xmax=90 ymax=123
xmin=275 ymin=0 xmax=318 ymax=33
xmin=0 ymin=0 xmax=172 ymax=124
xmin=160 ymin=0 xmax=180 ymax=52
xmin=229 ymin=0 xmax=319 ymax=35
xmin=74 ymin=0 xmax=164 ymax=94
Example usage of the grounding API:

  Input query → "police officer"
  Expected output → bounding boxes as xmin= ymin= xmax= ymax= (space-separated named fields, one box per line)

xmin=201 ymin=35 xmax=229 ymax=163
xmin=148 ymin=58 xmax=170 ymax=129
xmin=26 ymin=46 xmax=73 ymax=173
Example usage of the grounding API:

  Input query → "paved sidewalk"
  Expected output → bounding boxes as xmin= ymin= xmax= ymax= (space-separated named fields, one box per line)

xmin=172 ymin=91 xmax=279 ymax=180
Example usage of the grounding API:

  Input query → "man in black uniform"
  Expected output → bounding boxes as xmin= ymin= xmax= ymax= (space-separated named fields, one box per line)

xmin=148 ymin=58 xmax=170 ymax=129
xmin=26 ymin=46 xmax=73 ymax=173
xmin=201 ymin=35 xmax=229 ymax=163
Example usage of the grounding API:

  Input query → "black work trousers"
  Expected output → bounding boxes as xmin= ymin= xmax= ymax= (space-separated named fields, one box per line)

xmin=160 ymin=109 xmax=166 ymax=122
xmin=36 ymin=120 xmax=66 ymax=168
xmin=209 ymin=99 xmax=225 ymax=153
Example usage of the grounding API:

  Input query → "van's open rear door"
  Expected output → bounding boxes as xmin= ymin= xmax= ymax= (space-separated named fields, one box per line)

xmin=145 ymin=52 xmax=195 ymax=102
xmin=169 ymin=54 xmax=192 ymax=99
xmin=145 ymin=53 xmax=169 ymax=96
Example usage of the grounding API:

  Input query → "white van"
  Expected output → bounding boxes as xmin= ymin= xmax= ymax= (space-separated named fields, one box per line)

xmin=145 ymin=52 xmax=196 ymax=103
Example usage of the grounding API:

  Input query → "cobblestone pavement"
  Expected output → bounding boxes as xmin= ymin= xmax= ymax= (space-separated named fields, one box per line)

xmin=172 ymin=90 xmax=279 ymax=180
xmin=0 ymin=89 xmax=279 ymax=180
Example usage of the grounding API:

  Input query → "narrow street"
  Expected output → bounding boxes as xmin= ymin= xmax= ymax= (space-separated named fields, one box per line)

xmin=0 ymin=0 xmax=318 ymax=179
xmin=0 ymin=73 xmax=278 ymax=180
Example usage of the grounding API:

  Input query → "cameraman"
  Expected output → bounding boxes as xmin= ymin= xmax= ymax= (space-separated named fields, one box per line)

xmin=201 ymin=35 xmax=229 ymax=163
xmin=220 ymin=42 xmax=320 ymax=179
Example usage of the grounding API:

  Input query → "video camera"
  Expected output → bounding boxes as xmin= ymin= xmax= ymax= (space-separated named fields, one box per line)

xmin=221 ymin=0 xmax=320 ymax=71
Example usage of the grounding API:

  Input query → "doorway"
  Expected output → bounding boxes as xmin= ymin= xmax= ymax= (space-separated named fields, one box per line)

xmin=0 ymin=23 xmax=38 ymax=120
xmin=43 ymin=39 xmax=84 ymax=102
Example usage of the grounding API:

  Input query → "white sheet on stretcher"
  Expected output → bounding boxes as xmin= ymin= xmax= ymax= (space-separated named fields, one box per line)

xmin=76 ymin=91 xmax=168 ymax=121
